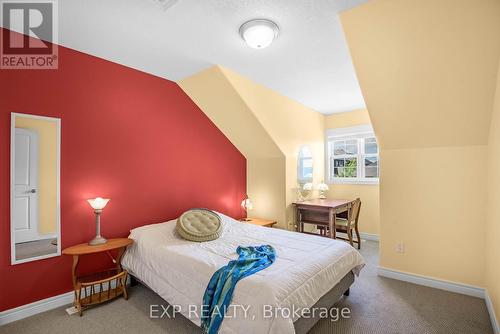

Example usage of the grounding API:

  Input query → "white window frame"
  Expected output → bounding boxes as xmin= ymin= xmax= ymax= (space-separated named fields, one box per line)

xmin=326 ymin=125 xmax=379 ymax=185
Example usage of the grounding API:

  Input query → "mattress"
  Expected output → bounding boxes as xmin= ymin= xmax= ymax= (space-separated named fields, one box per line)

xmin=121 ymin=213 xmax=365 ymax=334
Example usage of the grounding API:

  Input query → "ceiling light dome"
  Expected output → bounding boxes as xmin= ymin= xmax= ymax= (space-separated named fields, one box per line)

xmin=239 ymin=19 xmax=279 ymax=49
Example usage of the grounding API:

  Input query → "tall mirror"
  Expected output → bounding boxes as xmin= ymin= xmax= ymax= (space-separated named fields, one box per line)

xmin=297 ymin=145 xmax=313 ymax=185
xmin=11 ymin=113 xmax=61 ymax=264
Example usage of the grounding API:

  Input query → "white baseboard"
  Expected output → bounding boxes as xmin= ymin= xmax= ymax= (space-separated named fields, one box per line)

xmin=0 ymin=275 xmax=131 ymax=326
xmin=378 ymin=266 xmax=485 ymax=298
xmin=0 ymin=291 xmax=74 ymax=326
xmin=485 ymin=290 xmax=500 ymax=334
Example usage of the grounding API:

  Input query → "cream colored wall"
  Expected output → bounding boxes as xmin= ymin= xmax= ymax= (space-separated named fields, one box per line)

xmin=179 ymin=66 xmax=325 ymax=230
xmin=15 ymin=116 xmax=57 ymax=235
xmin=380 ymin=146 xmax=487 ymax=286
xmin=220 ymin=67 xmax=325 ymax=159
xmin=325 ymin=109 xmax=380 ymax=235
xmin=340 ymin=0 xmax=500 ymax=287
xmin=324 ymin=109 xmax=371 ymax=129
xmin=247 ymin=158 xmax=287 ymax=227
xmin=178 ymin=66 xmax=283 ymax=159
xmin=486 ymin=63 xmax=500 ymax=322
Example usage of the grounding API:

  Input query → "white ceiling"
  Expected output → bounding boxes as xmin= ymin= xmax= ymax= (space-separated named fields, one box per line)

xmin=51 ymin=1 xmax=367 ymax=113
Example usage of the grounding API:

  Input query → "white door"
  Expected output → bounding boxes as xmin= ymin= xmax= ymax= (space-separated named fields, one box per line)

xmin=13 ymin=128 xmax=39 ymax=243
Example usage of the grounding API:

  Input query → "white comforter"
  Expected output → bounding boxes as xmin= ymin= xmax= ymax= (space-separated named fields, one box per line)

xmin=122 ymin=213 xmax=364 ymax=334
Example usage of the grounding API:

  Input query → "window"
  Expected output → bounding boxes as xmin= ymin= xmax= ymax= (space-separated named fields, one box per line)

xmin=326 ymin=125 xmax=379 ymax=184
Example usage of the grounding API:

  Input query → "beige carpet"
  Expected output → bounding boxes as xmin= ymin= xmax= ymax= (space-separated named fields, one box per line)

xmin=0 ymin=241 xmax=493 ymax=334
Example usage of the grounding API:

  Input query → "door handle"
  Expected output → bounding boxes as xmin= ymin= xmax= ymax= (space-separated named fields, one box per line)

xmin=29 ymin=189 xmax=36 ymax=193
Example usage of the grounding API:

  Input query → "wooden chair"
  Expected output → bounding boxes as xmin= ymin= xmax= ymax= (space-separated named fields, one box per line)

xmin=335 ymin=198 xmax=361 ymax=249
xmin=318 ymin=198 xmax=362 ymax=248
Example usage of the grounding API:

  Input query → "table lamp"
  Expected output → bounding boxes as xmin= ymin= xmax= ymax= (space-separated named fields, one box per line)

xmin=87 ymin=197 xmax=110 ymax=245
xmin=241 ymin=197 xmax=253 ymax=221
xmin=317 ymin=183 xmax=329 ymax=199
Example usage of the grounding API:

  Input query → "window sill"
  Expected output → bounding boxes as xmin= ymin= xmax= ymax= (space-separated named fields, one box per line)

xmin=327 ymin=179 xmax=379 ymax=185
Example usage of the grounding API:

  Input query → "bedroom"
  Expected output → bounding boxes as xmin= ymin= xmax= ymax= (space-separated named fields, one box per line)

xmin=1 ymin=1 xmax=500 ymax=334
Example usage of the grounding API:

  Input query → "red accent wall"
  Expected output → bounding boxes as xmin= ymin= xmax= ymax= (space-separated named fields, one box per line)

xmin=0 ymin=31 xmax=246 ymax=311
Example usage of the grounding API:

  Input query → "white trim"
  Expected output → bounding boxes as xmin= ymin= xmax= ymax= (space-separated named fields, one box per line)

xmin=486 ymin=290 xmax=500 ymax=334
xmin=325 ymin=124 xmax=379 ymax=184
xmin=10 ymin=113 xmax=62 ymax=265
xmin=11 ymin=112 xmax=61 ymax=123
xmin=378 ymin=266 xmax=485 ymax=298
xmin=0 ymin=291 xmax=74 ymax=326
xmin=10 ymin=252 xmax=61 ymax=265
xmin=328 ymin=178 xmax=379 ymax=185
xmin=0 ymin=275 xmax=131 ymax=325
xmin=326 ymin=124 xmax=374 ymax=139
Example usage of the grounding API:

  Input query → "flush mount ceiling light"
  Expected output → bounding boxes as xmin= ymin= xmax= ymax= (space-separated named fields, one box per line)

xmin=239 ymin=19 xmax=279 ymax=49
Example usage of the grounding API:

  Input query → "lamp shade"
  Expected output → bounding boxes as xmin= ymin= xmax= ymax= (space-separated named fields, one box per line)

xmin=87 ymin=197 xmax=110 ymax=210
xmin=317 ymin=183 xmax=329 ymax=191
xmin=302 ymin=183 xmax=313 ymax=191
xmin=241 ymin=198 xmax=254 ymax=211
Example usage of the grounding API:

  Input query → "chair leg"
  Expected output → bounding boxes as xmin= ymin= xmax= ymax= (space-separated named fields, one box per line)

xmin=347 ymin=228 xmax=354 ymax=247
xmin=355 ymin=225 xmax=361 ymax=249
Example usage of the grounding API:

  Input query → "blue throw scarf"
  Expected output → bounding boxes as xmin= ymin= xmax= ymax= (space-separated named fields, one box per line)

xmin=201 ymin=245 xmax=276 ymax=334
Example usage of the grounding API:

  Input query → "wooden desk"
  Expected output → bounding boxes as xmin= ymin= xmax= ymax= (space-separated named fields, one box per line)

xmin=240 ymin=218 xmax=277 ymax=228
xmin=63 ymin=238 xmax=133 ymax=315
xmin=293 ymin=199 xmax=351 ymax=239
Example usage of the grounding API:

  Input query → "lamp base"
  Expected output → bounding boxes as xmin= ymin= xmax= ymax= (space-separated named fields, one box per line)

xmin=88 ymin=236 xmax=107 ymax=246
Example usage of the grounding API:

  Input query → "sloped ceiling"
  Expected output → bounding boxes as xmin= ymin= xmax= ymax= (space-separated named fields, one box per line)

xmin=178 ymin=66 xmax=283 ymax=159
xmin=340 ymin=0 xmax=500 ymax=149
xmin=220 ymin=67 xmax=324 ymax=156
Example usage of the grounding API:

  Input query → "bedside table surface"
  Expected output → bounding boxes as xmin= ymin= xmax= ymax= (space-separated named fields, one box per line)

xmin=62 ymin=238 xmax=133 ymax=256
xmin=243 ymin=218 xmax=277 ymax=226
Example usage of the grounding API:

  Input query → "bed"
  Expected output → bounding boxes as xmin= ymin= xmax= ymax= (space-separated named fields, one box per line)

xmin=121 ymin=212 xmax=365 ymax=334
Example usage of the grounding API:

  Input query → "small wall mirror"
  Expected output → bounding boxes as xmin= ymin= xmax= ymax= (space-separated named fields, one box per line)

xmin=297 ymin=145 xmax=313 ymax=184
xmin=11 ymin=113 xmax=61 ymax=264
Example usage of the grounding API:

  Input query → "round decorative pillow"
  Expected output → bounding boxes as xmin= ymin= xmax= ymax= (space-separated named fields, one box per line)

xmin=176 ymin=209 xmax=222 ymax=242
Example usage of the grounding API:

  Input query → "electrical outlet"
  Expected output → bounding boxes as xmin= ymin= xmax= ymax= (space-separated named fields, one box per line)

xmin=396 ymin=242 xmax=405 ymax=254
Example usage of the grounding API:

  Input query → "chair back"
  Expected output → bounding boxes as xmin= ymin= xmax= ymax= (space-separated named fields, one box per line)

xmin=348 ymin=198 xmax=362 ymax=228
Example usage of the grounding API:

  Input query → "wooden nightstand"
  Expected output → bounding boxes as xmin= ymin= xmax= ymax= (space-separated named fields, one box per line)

xmin=240 ymin=218 xmax=277 ymax=228
xmin=62 ymin=238 xmax=133 ymax=315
